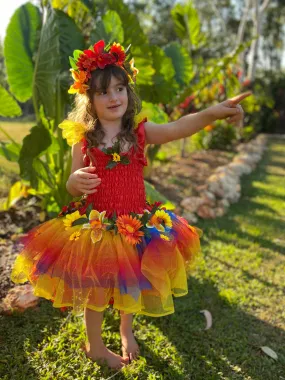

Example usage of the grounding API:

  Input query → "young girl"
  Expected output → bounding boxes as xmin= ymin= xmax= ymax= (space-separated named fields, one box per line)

xmin=10 ymin=40 xmax=249 ymax=370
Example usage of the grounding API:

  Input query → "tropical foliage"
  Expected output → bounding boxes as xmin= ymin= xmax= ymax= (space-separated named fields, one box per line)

xmin=0 ymin=0 xmax=251 ymax=216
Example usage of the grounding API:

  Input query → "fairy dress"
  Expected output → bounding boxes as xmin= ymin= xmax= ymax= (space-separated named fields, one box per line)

xmin=10 ymin=118 xmax=202 ymax=317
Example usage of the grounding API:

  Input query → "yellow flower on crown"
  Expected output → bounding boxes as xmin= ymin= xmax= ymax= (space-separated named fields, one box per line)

xmin=58 ymin=119 xmax=87 ymax=146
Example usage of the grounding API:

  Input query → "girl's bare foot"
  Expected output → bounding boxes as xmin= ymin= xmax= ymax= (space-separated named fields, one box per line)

xmin=81 ymin=341 xmax=128 ymax=369
xmin=120 ymin=329 xmax=140 ymax=363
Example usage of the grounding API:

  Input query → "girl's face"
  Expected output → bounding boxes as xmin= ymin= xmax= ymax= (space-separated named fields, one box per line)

xmin=93 ymin=75 xmax=128 ymax=123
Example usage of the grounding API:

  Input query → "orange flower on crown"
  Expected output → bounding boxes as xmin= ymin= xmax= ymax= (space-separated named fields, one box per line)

xmin=68 ymin=69 xmax=90 ymax=94
xmin=116 ymin=215 xmax=144 ymax=245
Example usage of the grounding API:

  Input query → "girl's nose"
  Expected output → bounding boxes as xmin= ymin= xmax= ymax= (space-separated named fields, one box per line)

xmin=109 ymin=91 xmax=117 ymax=101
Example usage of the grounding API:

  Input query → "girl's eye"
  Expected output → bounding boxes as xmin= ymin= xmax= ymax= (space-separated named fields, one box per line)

xmin=117 ymin=87 xmax=124 ymax=91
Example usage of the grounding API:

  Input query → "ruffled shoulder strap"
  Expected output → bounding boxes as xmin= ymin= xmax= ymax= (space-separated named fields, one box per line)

xmin=135 ymin=117 xmax=147 ymax=150
xmin=133 ymin=117 xmax=147 ymax=166
xmin=58 ymin=119 xmax=87 ymax=146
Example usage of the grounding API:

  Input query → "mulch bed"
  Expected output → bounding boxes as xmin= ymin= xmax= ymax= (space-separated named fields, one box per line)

xmin=149 ymin=149 xmax=234 ymax=213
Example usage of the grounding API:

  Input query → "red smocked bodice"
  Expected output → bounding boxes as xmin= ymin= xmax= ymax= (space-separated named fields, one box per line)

xmin=81 ymin=120 xmax=148 ymax=218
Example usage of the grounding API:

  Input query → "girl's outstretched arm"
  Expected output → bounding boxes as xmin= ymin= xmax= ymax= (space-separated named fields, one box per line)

xmin=144 ymin=91 xmax=252 ymax=145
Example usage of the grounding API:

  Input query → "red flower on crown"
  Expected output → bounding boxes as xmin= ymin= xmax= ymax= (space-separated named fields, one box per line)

xmin=110 ymin=42 xmax=126 ymax=65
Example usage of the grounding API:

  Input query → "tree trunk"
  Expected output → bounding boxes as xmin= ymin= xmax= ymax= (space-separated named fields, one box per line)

xmin=247 ymin=0 xmax=271 ymax=81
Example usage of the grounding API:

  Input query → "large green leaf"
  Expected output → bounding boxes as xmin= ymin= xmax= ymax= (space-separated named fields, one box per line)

xmin=4 ymin=2 xmax=41 ymax=102
xmin=171 ymin=2 xmax=206 ymax=48
xmin=92 ymin=10 xmax=124 ymax=44
xmin=107 ymin=0 xmax=154 ymax=86
xmin=144 ymin=180 xmax=175 ymax=210
xmin=33 ymin=6 xmax=84 ymax=119
xmin=139 ymin=46 xmax=178 ymax=103
xmin=56 ymin=9 xmax=85 ymax=71
xmin=0 ymin=85 xmax=22 ymax=117
xmin=164 ymin=42 xmax=193 ymax=86
xmin=19 ymin=125 xmax=53 ymax=189
xmin=0 ymin=141 xmax=21 ymax=162
xmin=141 ymin=101 xmax=168 ymax=124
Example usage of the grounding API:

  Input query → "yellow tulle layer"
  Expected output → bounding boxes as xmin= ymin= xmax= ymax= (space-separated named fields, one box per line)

xmin=11 ymin=214 xmax=202 ymax=317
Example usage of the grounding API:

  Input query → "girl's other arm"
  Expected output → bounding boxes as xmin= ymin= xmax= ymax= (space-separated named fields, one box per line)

xmin=66 ymin=141 xmax=101 ymax=197
xmin=66 ymin=142 xmax=84 ymax=197
xmin=144 ymin=91 xmax=251 ymax=145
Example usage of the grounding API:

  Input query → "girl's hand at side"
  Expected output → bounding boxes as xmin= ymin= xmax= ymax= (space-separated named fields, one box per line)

xmin=207 ymin=91 xmax=252 ymax=126
xmin=68 ymin=166 xmax=101 ymax=195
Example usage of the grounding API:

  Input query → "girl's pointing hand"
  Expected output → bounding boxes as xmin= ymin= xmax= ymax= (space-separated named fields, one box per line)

xmin=208 ymin=91 xmax=252 ymax=126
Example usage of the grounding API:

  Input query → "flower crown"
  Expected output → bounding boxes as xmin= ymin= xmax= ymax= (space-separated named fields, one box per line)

xmin=68 ymin=40 xmax=139 ymax=95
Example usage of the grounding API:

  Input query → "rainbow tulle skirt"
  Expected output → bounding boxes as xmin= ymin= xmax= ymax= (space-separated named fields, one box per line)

xmin=10 ymin=207 xmax=202 ymax=317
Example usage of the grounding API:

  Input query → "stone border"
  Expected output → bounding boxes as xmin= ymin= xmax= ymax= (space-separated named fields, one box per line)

xmin=181 ymin=134 xmax=268 ymax=222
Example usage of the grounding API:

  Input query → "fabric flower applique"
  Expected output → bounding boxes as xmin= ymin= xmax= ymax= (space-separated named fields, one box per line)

xmin=70 ymin=231 xmax=81 ymax=241
xmin=102 ymin=140 xmax=130 ymax=169
xmin=81 ymin=210 xmax=111 ymax=244
xmin=63 ymin=210 xmax=87 ymax=230
xmin=146 ymin=209 xmax=173 ymax=232
xmin=116 ymin=215 xmax=144 ymax=245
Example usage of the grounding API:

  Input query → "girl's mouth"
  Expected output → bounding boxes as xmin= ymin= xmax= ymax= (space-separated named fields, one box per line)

xmin=108 ymin=104 xmax=121 ymax=109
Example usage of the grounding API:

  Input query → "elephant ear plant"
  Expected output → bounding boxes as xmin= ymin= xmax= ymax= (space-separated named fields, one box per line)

xmin=1 ymin=2 xmax=84 ymax=216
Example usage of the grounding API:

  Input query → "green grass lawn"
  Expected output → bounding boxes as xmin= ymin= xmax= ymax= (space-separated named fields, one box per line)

xmin=1 ymin=137 xmax=285 ymax=379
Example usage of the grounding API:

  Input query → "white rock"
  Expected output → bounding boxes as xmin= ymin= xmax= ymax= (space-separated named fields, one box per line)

xmin=228 ymin=162 xmax=252 ymax=176
xmin=180 ymin=196 xmax=205 ymax=213
xmin=181 ymin=212 xmax=198 ymax=224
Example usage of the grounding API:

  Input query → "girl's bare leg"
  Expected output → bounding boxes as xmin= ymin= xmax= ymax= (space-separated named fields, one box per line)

xmin=84 ymin=307 xmax=128 ymax=369
xmin=120 ymin=311 xmax=140 ymax=362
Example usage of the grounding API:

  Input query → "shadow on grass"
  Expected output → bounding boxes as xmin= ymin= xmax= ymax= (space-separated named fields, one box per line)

xmin=0 ymin=301 xmax=69 ymax=380
xmin=137 ymin=275 xmax=285 ymax=380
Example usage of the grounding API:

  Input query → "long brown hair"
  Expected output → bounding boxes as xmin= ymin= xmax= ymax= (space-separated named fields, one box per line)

xmin=67 ymin=65 xmax=142 ymax=160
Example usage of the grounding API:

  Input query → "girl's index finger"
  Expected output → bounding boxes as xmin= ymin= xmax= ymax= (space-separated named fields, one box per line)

xmin=229 ymin=91 xmax=252 ymax=105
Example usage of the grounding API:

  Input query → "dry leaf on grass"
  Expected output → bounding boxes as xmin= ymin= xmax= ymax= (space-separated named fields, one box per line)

xmin=260 ymin=346 xmax=278 ymax=360
xmin=200 ymin=309 xmax=212 ymax=330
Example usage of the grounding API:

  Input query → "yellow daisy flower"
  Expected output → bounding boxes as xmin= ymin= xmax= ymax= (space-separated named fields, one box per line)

xmin=63 ymin=210 xmax=86 ymax=230
xmin=146 ymin=209 xmax=172 ymax=232
xmin=58 ymin=119 xmax=87 ymax=146
xmin=160 ymin=234 xmax=170 ymax=241
xmin=112 ymin=153 xmax=121 ymax=162
xmin=70 ymin=231 xmax=81 ymax=241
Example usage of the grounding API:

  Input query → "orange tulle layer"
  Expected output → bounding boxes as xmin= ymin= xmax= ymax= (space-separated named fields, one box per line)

xmin=10 ymin=212 xmax=202 ymax=317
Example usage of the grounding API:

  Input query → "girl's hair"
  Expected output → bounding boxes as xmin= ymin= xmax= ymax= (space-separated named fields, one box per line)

xmin=67 ymin=65 xmax=142 ymax=155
